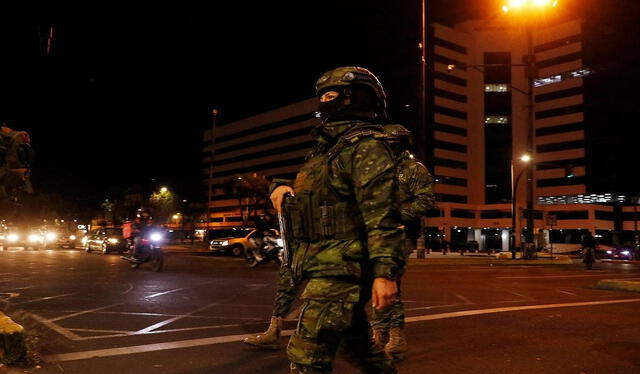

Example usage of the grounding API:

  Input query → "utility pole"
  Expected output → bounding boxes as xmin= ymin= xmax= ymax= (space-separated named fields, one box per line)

xmin=524 ymin=23 xmax=537 ymax=259
xmin=417 ymin=0 xmax=428 ymax=164
xmin=205 ymin=109 xmax=218 ymax=246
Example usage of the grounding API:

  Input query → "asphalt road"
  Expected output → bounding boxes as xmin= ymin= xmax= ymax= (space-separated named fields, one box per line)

xmin=1 ymin=247 xmax=639 ymax=374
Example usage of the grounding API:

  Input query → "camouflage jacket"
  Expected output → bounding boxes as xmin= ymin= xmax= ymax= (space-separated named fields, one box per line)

xmin=396 ymin=150 xmax=436 ymax=223
xmin=283 ymin=120 xmax=404 ymax=300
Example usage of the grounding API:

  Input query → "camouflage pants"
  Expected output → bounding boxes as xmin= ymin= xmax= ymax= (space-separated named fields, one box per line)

xmin=287 ymin=299 xmax=396 ymax=374
xmin=273 ymin=266 xmax=300 ymax=318
xmin=369 ymin=280 xmax=404 ymax=329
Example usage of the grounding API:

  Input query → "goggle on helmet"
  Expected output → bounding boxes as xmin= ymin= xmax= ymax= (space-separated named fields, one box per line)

xmin=315 ymin=66 xmax=388 ymax=116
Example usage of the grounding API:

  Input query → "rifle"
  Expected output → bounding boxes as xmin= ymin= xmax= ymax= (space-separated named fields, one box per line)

xmin=277 ymin=192 xmax=292 ymax=267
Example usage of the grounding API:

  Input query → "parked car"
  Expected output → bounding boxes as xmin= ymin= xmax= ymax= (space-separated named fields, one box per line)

xmin=83 ymin=228 xmax=127 ymax=254
xmin=209 ymin=228 xmax=280 ymax=256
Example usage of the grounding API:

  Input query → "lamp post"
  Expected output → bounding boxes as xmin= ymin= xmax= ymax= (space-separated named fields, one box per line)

xmin=511 ymin=154 xmax=531 ymax=258
xmin=205 ymin=109 xmax=219 ymax=246
xmin=502 ymin=0 xmax=559 ymax=253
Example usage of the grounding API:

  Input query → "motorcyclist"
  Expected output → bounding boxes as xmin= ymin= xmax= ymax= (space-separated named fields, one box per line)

xmin=582 ymin=230 xmax=597 ymax=270
xmin=248 ymin=214 xmax=277 ymax=265
xmin=131 ymin=210 xmax=153 ymax=259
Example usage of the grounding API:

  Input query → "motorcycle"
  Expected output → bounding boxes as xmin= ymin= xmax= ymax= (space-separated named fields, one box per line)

xmin=121 ymin=232 xmax=164 ymax=272
xmin=245 ymin=234 xmax=284 ymax=268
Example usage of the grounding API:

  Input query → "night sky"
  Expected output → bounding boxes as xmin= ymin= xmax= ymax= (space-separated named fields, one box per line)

xmin=0 ymin=0 xmax=638 ymax=205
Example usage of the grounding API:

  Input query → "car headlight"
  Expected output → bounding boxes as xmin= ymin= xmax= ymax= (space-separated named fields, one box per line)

xmin=221 ymin=240 xmax=229 ymax=246
xmin=7 ymin=234 xmax=19 ymax=242
xmin=0 ymin=235 xmax=4 ymax=240
xmin=29 ymin=234 xmax=41 ymax=243
xmin=150 ymin=233 xmax=163 ymax=242
xmin=69 ymin=235 xmax=77 ymax=240
xmin=276 ymin=238 xmax=283 ymax=247
xmin=46 ymin=233 xmax=57 ymax=241
xmin=108 ymin=238 xmax=119 ymax=244
xmin=606 ymin=250 xmax=613 ymax=254
xmin=621 ymin=250 xmax=630 ymax=256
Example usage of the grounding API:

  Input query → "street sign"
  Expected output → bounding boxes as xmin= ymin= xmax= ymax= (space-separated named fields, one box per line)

xmin=545 ymin=214 xmax=557 ymax=227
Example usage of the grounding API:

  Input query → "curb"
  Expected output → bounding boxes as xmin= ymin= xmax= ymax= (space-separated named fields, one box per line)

xmin=0 ymin=312 xmax=27 ymax=364
xmin=408 ymin=256 xmax=573 ymax=266
xmin=596 ymin=279 xmax=640 ymax=293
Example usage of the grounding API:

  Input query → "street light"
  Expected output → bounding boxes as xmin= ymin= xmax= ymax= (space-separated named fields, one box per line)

xmin=501 ymin=0 xmax=559 ymax=254
xmin=206 ymin=108 xmax=219 ymax=246
xmin=511 ymin=154 xmax=531 ymax=257
xmin=160 ymin=187 xmax=168 ymax=194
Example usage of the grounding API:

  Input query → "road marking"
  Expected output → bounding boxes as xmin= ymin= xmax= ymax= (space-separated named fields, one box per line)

xmin=455 ymin=294 xmax=474 ymax=305
xmin=405 ymin=298 xmax=640 ymax=323
xmin=134 ymin=302 xmax=220 ymax=334
xmin=121 ymin=283 xmax=134 ymax=295
xmin=45 ymin=297 xmax=640 ymax=362
xmin=30 ymin=313 xmax=82 ymax=340
xmin=557 ymin=290 xmax=578 ymax=296
xmin=11 ymin=293 xmax=76 ymax=306
xmin=145 ymin=287 xmax=189 ymax=299
xmin=405 ymin=303 xmax=464 ymax=311
xmin=496 ymin=274 xmax=623 ymax=279
xmin=49 ymin=302 xmax=125 ymax=322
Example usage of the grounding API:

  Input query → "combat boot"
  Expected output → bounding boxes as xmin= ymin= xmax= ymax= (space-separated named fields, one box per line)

xmin=242 ymin=316 xmax=283 ymax=350
xmin=385 ymin=327 xmax=408 ymax=362
xmin=371 ymin=328 xmax=389 ymax=351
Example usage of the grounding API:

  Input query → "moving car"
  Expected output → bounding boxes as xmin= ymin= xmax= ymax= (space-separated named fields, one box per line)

xmin=209 ymin=228 xmax=280 ymax=256
xmin=83 ymin=228 xmax=127 ymax=254
xmin=0 ymin=226 xmax=45 ymax=250
xmin=603 ymin=247 xmax=634 ymax=260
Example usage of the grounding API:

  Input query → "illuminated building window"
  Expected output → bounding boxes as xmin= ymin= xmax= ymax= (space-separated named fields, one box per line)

xmin=537 ymin=193 xmax=627 ymax=205
xmin=484 ymin=84 xmax=509 ymax=92
xmin=485 ymin=116 xmax=510 ymax=124
xmin=534 ymin=68 xmax=593 ymax=87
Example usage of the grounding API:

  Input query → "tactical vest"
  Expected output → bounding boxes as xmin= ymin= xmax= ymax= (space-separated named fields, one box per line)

xmin=284 ymin=125 xmax=388 ymax=242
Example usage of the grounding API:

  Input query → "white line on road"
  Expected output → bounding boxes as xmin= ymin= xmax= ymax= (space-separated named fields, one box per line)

xmin=49 ymin=302 xmax=125 ymax=322
xmin=496 ymin=274 xmax=623 ymax=279
xmin=557 ymin=290 xmax=578 ymax=296
xmin=145 ymin=287 xmax=189 ymax=299
xmin=134 ymin=302 xmax=220 ymax=334
xmin=11 ymin=293 xmax=76 ymax=306
xmin=455 ymin=294 xmax=474 ymax=305
xmin=30 ymin=313 xmax=82 ymax=340
xmin=45 ymin=297 xmax=640 ymax=363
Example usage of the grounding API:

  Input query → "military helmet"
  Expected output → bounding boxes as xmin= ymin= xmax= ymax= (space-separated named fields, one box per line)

xmin=383 ymin=124 xmax=411 ymax=140
xmin=315 ymin=66 xmax=387 ymax=113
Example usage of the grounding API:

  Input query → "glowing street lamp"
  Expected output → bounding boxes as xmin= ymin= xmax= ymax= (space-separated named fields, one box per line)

xmin=502 ymin=0 xmax=558 ymax=13
xmin=160 ymin=187 xmax=168 ymax=193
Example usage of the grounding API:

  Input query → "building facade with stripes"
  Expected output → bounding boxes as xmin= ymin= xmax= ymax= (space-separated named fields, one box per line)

xmin=202 ymin=98 xmax=318 ymax=227
xmin=424 ymin=18 xmax=627 ymax=252
xmin=201 ymin=18 xmax=635 ymax=251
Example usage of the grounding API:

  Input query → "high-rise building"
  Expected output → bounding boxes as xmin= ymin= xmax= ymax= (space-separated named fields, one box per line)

xmin=423 ymin=18 xmax=626 ymax=252
xmin=201 ymin=18 xmax=635 ymax=252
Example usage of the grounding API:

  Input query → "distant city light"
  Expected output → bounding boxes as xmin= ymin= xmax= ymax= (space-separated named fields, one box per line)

xmin=534 ymin=68 xmax=593 ymax=87
xmin=538 ymin=193 xmax=627 ymax=205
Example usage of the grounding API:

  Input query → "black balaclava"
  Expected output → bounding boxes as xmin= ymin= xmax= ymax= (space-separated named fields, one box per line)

xmin=318 ymin=85 xmax=379 ymax=124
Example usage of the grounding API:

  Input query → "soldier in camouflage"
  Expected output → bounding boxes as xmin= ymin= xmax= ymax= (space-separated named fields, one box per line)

xmin=0 ymin=123 xmax=33 ymax=201
xmin=370 ymin=124 xmax=435 ymax=362
xmin=267 ymin=67 xmax=404 ymax=374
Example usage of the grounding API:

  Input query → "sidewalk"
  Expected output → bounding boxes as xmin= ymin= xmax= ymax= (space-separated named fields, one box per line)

xmin=408 ymin=251 xmax=573 ymax=266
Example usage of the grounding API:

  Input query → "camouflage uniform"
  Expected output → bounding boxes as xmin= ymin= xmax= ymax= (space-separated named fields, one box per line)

xmin=284 ymin=67 xmax=403 ymax=374
xmin=0 ymin=126 xmax=33 ymax=200
xmin=370 ymin=149 xmax=434 ymax=330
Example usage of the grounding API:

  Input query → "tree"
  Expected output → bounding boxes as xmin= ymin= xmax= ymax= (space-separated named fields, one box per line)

xmin=148 ymin=188 xmax=176 ymax=225
xmin=222 ymin=173 xmax=270 ymax=227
